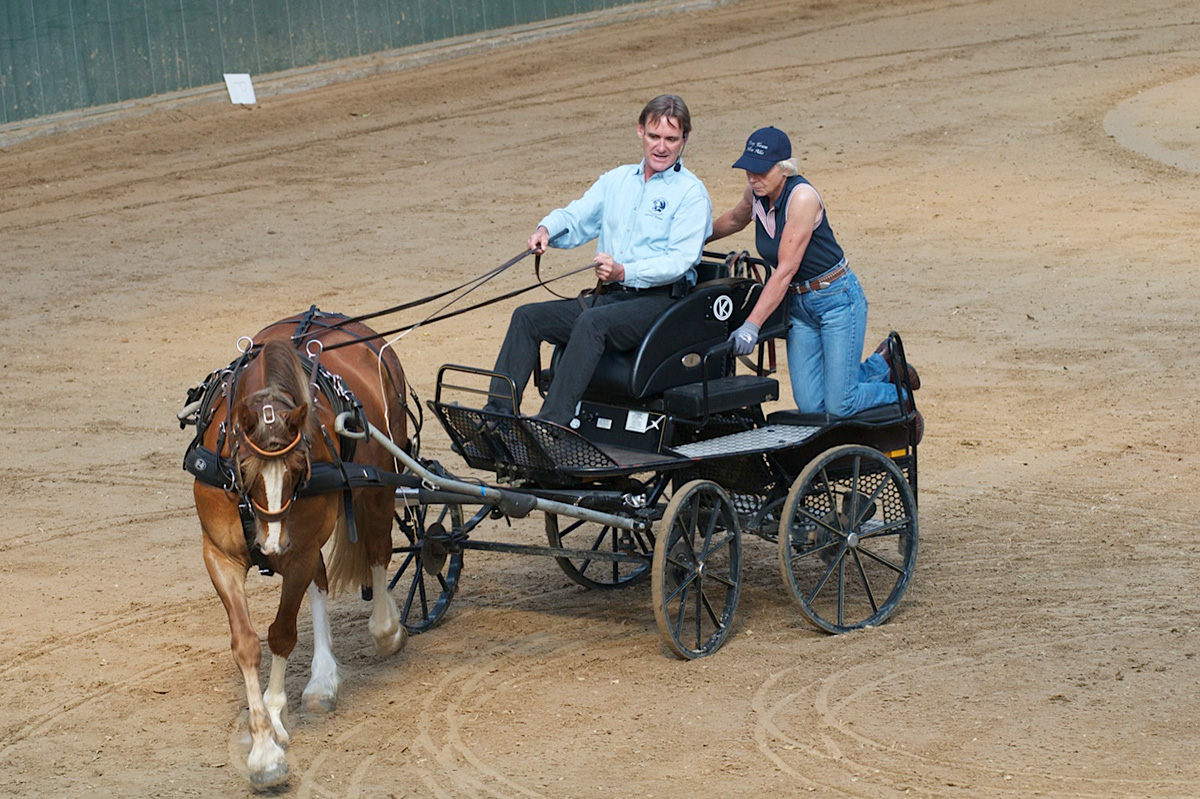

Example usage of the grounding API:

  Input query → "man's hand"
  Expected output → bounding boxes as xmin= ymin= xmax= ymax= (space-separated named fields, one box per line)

xmin=728 ymin=321 xmax=760 ymax=355
xmin=527 ymin=226 xmax=550 ymax=254
xmin=594 ymin=253 xmax=625 ymax=283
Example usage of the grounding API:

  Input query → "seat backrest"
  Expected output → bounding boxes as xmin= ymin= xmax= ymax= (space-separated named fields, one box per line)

xmin=586 ymin=278 xmax=765 ymax=399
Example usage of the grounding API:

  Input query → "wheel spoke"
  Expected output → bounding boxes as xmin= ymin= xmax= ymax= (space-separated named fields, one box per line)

xmin=700 ymin=582 xmax=723 ymax=628
xmin=662 ymin=555 xmax=697 ymax=604
xmin=806 ymin=543 xmax=847 ymax=605
xmin=837 ymin=556 xmax=847 ymax=627
xmin=388 ymin=550 xmax=417 ymax=591
xmin=701 ymin=530 xmax=735 ymax=559
xmin=671 ymin=580 xmax=692 ymax=635
xmin=704 ymin=569 xmax=737 ymax=590
xmin=855 ymin=543 xmax=907 ymax=574
xmin=850 ymin=549 xmax=880 ymax=615
xmin=403 ymin=561 xmax=426 ymax=621
xmin=796 ymin=504 xmax=848 ymax=543
xmin=858 ymin=516 xmax=912 ymax=540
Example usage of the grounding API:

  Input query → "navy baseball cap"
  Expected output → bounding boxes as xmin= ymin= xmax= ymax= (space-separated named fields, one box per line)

xmin=732 ymin=126 xmax=791 ymax=172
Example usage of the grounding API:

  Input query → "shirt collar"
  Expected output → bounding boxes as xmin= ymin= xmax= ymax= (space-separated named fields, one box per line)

xmin=753 ymin=195 xmax=777 ymax=238
xmin=635 ymin=159 xmax=681 ymax=183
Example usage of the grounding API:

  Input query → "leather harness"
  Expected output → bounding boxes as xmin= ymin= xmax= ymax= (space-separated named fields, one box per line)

xmin=181 ymin=308 xmax=419 ymax=575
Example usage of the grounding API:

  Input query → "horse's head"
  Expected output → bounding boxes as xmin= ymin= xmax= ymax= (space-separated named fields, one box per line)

xmin=231 ymin=340 xmax=317 ymax=557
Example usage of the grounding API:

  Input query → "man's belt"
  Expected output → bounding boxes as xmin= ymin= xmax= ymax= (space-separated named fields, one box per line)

xmin=605 ymin=276 xmax=689 ymax=297
xmin=790 ymin=261 xmax=848 ymax=294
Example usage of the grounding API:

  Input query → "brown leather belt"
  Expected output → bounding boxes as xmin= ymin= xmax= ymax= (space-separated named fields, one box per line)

xmin=790 ymin=262 xmax=848 ymax=294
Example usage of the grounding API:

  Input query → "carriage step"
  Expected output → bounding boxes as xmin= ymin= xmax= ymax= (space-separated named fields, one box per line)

xmin=671 ymin=423 xmax=821 ymax=459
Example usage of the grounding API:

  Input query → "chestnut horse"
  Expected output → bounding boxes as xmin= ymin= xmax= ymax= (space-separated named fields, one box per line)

xmin=188 ymin=312 xmax=408 ymax=788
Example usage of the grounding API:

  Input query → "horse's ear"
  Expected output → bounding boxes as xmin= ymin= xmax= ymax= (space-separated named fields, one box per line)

xmin=284 ymin=402 xmax=309 ymax=433
xmin=232 ymin=402 xmax=257 ymax=435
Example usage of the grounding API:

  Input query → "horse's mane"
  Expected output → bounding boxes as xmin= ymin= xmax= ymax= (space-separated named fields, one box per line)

xmin=235 ymin=339 xmax=314 ymax=487
xmin=257 ymin=338 xmax=313 ymax=415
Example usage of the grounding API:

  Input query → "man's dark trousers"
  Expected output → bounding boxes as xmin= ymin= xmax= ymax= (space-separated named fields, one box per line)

xmin=487 ymin=290 xmax=675 ymax=424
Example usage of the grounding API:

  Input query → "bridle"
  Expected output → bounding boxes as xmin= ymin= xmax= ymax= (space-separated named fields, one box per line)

xmin=233 ymin=418 xmax=312 ymax=525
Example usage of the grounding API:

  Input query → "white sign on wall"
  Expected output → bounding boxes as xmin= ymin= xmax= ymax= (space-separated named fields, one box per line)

xmin=223 ymin=73 xmax=257 ymax=105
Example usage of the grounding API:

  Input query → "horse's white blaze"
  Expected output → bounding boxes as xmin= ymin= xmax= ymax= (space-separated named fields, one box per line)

xmin=263 ymin=654 xmax=290 ymax=746
xmin=260 ymin=460 xmax=286 ymax=554
xmin=301 ymin=582 xmax=340 ymax=712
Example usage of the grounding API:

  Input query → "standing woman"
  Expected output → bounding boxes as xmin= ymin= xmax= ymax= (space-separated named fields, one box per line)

xmin=709 ymin=127 xmax=918 ymax=423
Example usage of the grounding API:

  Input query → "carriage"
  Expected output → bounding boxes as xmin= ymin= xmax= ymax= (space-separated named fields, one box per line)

xmin=180 ymin=248 xmax=920 ymax=786
xmin=373 ymin=249 xmax=921 ymax=659
xmin=372 ymin=251 xmax=916 ymax=657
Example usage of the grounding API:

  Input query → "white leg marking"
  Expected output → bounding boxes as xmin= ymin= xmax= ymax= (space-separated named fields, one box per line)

xmin=301 ymin=582 xmax=341 ymax=713
xmin=369 ymin=564 xmax=407 ymax=657
xmin=243 ymin=668 xmax=289 ymax=787
xmin=263 ymin=654 xmax=290 ymax=747
xmin=260 ymin=461 xmax=285 ymax=554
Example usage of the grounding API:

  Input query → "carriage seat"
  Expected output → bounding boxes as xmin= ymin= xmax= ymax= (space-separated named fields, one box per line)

xmin=767 ymin=404 xmax=906 ymax=427
xmin=583 ymin=277 xmax=770 ymax=401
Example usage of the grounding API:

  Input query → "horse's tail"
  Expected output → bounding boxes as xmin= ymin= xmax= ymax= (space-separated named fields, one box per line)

xmin=325 ymin=511 xmax=370 ymax=598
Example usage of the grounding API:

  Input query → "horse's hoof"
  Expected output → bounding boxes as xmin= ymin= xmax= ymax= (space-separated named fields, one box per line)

xmin=374 ymin=625 xmax=408 ymax=657
xmin=249 ymin=761 xmax=290 ymax=791
xmin=301 ymin=690 xmax=338 ymax=714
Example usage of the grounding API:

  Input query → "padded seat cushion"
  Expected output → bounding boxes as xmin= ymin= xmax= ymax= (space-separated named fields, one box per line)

xmin=767 ymin=404 xmax=905 ymax=427
xmin=663 ymin=375 xmax=779 ymax=418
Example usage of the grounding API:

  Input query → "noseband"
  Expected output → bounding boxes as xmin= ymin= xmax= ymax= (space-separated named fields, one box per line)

xmin=234 ymin=420 xmax=312 ymax=524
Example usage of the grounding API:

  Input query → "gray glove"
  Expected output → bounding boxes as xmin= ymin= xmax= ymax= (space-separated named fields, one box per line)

xmin=728 ymin=321 xmax=760 ymax=356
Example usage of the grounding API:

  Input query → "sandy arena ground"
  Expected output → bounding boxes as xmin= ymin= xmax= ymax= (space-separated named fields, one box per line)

xmin=2 ymin=0 xmax=1199 ymax=796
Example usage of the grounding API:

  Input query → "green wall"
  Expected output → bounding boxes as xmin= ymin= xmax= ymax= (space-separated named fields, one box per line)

xmin=0 ymin=0 xmax=647 ymax=124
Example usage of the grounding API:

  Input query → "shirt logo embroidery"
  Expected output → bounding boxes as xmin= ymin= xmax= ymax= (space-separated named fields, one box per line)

xmin=651 ymin=198 xmax=668 ymax=214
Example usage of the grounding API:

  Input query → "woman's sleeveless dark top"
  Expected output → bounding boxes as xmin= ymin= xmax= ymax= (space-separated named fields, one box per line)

xmin=754 ymin=174 xmax=845 ymax=282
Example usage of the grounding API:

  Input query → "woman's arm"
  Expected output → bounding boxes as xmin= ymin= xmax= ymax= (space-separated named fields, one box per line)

xmin=708 ymin=185 xmax=754 ymax=242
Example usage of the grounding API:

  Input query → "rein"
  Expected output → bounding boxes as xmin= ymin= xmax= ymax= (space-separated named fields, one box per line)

xmin=323 ymin=230 xmax=566 ymax=330
xmin=318 ymin=229 xmax=588 ymax=352
xmin=321 ymin=259 xmax=596 ymax=351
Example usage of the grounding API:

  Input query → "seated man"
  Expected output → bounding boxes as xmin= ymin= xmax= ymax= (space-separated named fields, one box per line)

xmin=484 ymin=94 xmax=713 ymax=425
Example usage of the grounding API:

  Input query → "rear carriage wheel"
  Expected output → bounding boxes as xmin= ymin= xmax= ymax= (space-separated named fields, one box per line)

xmin=390 ymin=500 xmax=464 ymax=633
xmin=778 ymin=445 xmax=917 ymax=634
xmin=652 ymin=480 xmax=742 ymax=659
xmin=546 ymin=514 xmax=653 ymax=589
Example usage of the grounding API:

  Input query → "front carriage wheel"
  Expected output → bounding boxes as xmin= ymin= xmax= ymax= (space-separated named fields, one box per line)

xmin=652 ymin=480 xmax=742 ymax=659
xmin=778 ymin=445 xmax=918 ymax=634
xmin=546 ymin=514 xmax=653 ymax=589
xmin=390 ymin=500 xmax=464 ymax=633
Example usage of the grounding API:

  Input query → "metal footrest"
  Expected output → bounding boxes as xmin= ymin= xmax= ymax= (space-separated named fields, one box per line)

xmin=672 ymin=423 xmax=820 ymax=460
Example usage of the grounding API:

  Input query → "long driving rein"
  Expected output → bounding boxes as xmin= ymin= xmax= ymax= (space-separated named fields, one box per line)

xmin=317 ymin=230 xmax=582 ymax=351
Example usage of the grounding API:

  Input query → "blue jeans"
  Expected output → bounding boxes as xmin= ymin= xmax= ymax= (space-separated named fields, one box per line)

xmin=785 ymin=269 xmax=900 ymax=415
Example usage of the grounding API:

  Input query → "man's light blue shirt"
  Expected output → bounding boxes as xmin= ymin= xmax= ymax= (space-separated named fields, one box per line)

xmin=538 ymin=160 xmax=713 ymax=289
